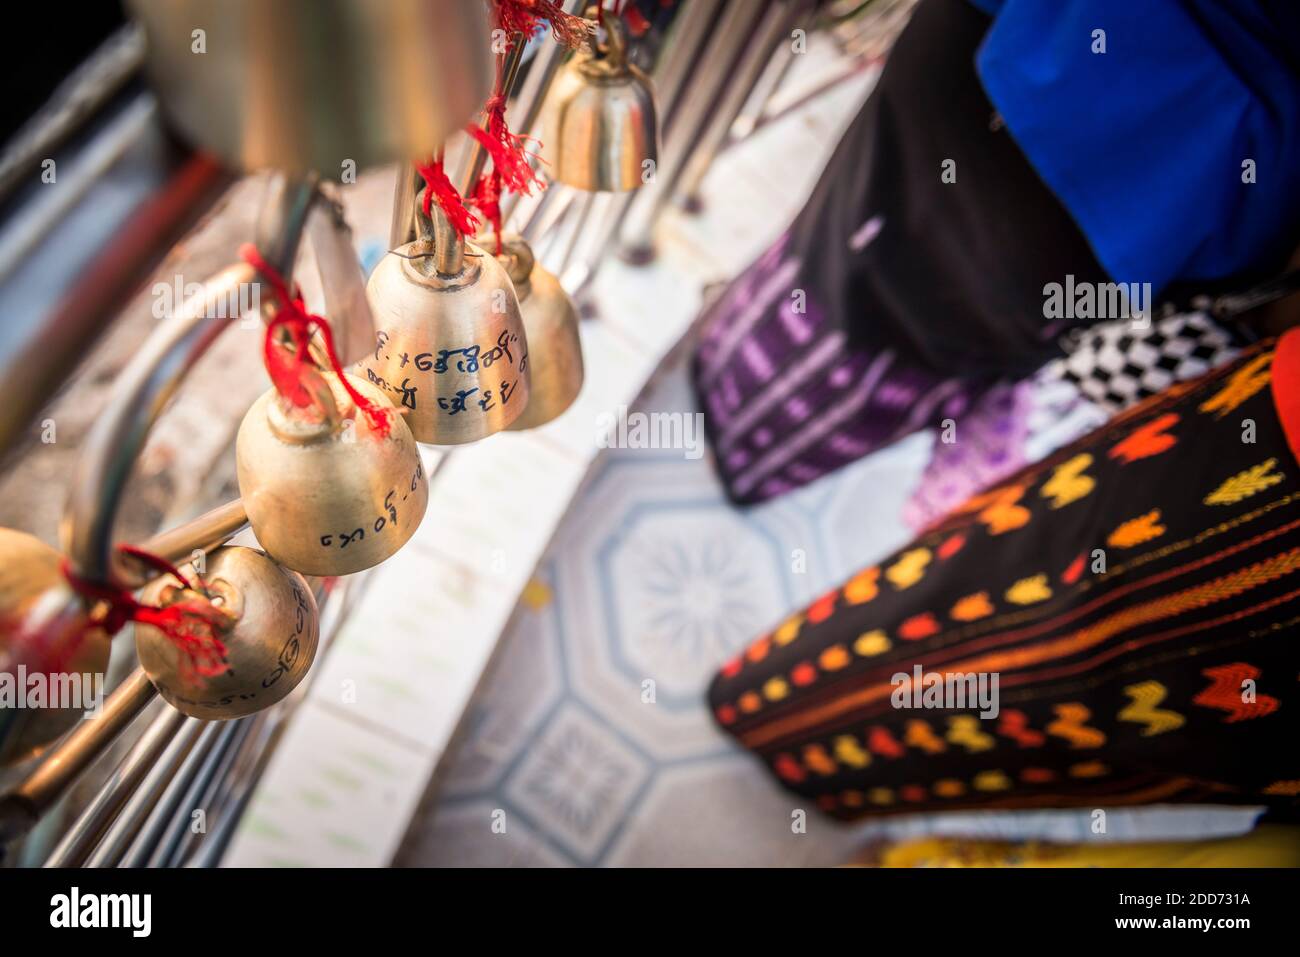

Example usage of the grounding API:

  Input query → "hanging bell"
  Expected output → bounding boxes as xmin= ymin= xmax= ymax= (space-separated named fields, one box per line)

xmin=479 ymin=233 xmax=585 ymax=430
xmin=360 ymin=237 xmax=532 ymax=444
xmin=541 ymin=6 xmax=659 ymax=192
xmin=128 ymin=0 xmax=492 ymax=174
xmin=236 ymin=371 xmax=429 ymax=576
xmin=136 ymin=546 xmax=319 ymax=720
xmin=0 ymin=529 xmax=111 ymax=766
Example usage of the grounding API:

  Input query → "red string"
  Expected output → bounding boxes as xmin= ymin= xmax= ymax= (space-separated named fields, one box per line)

xmin=3 ymin=545 xmax=232 ymax=685
xmin=466 ymin=95 xmax=544 ymax=197
xmin=240 ymin=243 xmax=396 ymax=438
xmin=469 ymin=172 xmax=505 ymax=254
xmin=494 ymin=0 xmax=593 ymax=48
xmin=415 ymin=157 xmax=480 ymax=239
xmin=62 ymin=555 xmax=233 ymax=681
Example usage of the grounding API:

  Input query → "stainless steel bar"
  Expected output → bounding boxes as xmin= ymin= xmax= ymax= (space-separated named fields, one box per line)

xmin=121 ymin=499 xmax=250 ymax=589
xmin=521 ymin=186 xmax=575 ymax=247
xmin=120 ymin=718 xmax=225 ymax=867
xmin=140 ymin=718 xmax=245 ymax=867
xmin=42 ymin=704 xmax=185 ymax=867
xmin=0 ymin=669 xmax=157 ymax=844
xmin=616 ymin=1 xmax=766 ymax=262
xmin=182 ymin=572 xmax=359 ymax=866
xmin=306 ymin=189 xmax=378 ymax=365
xmin=388 ymin=164 xmax=423 ymax=250
xmin=673 ymin=1 xmax=811 ymax=212
xmin=729 ymin=33 xmax=799 ymax=142
xmin=82 ymin=715 xmax=205 ymax=867
xmin=182 ymin=714 xmax=272 ymax=868
xmin=552 ymin=192 xmax=597 ymax=276
xmin=61 ymin=261 xmax=257 ymax=585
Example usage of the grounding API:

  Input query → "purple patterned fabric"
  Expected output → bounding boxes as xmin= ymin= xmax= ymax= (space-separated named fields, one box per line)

xmin=900 ymin=380 xmax=1033 ymax=531
xmin=692 ymin=232 xmax=985 ymax=505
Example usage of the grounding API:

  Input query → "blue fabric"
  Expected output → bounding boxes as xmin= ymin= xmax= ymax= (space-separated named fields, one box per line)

xmin=969 ymin=0 xmax=1300 ymax=293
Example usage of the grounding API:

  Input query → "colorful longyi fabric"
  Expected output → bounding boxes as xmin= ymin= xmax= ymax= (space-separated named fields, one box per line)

xmin=709 ymin=332 xmax=1300 ymax=819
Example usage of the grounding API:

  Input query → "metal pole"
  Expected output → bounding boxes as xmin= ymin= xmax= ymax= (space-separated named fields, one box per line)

xmin=82 ymin=715 xmax=205 ymax=867
xmin=616 ymin=1 xmax=767 ymax=262
xmin=0 ymin=669 xmax=157 ymax=844
xmin=674 ymin=1 xmax=815 ymax=211
xmin=42 ymin=704 xmax=185 ymax=867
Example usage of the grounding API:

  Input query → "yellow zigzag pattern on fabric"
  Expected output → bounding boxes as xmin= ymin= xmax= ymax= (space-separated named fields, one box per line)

xmin=1118 ymin=680 xmax=1186 ymax=737
xmin=1199 ymin=351 xmax=1272 ymax=419
xmin=1205 ymin=459 xmax=1285 ymax=506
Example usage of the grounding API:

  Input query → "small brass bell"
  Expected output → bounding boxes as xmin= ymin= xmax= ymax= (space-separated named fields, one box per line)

xmin=541 ymin=6 xmax=659 ymax=192
xmin=360 ymin=237 xmax=532 ymax=444
xmin=136 ymin=546 xmax=319 ymax=720
xmin=479 ymin=233 xmax=585 ymax=431
xmin=0 ymin=529 xmax=111 ymax=766
xmin=236 ymin=371 xmax=429 ymax=576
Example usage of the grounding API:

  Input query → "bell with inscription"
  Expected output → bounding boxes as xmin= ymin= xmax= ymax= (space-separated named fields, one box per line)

xmin=238 ymin=245 xmax=429 ymax=577
xmin=360 ymin=234 xmax=532 ymax=444
xmin=479 ymin=233 xmax=585 ymax=431
xmin=541 ymin=6 xmax=658 ymax=192
xmin=136 ymin=546 xmax=319 ymax=720
xmin=0 ymin=529 xmax=111 ymax=766
xmin=236 ymin=371 xmax=428 ymax=576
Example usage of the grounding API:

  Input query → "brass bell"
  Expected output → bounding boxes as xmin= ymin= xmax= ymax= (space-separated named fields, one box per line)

xmin=136 ymin=546 xmax=319 ymax=720
xmin=128 ymin=0 xmax=492 ymax=173
xmin=0 ymin=529 xmax=111 ymax=766
xmin=541 ymin=6 xmax=659 ymax=192
xmin=360 ymin=237 xmax=532 ymax=444
xmin=480 ymin=233 xmax=585 ymax=430
xmin=236 ymin=371 xmax=429 ymax=576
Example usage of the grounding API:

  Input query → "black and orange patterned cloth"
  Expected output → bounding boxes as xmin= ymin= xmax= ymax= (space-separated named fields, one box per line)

xmin=709 ymin=330 xmax=1300 ymax=819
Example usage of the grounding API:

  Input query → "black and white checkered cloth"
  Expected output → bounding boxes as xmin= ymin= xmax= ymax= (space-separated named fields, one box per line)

xmin=1046 ymin=312 xmax=1241 ymax=414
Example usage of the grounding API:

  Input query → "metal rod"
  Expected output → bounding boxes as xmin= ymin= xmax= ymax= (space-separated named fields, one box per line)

xmin=307 ymin=188 xmax=378 ymax=365
xmin=121 ymin=499 xmax=250 ymax=589
xmin=0 ymin=669 xmax=157 ymax=844
xmin=60 ymin=261 xmax=257 ymax=585
xmin=82 ymin=715 xmax=205 ymax=867
xmin=42 ymin=704 xmax=186 ymax=867
xmin=430 ymin=37 xmax=529 ymax=277
xmin=674 ymin=2 xmax=809 ymax=211
xmin=139 ymin=718 xmax=245 ymax=867
xmin=616 ymin=0 xmax=766 ymax=261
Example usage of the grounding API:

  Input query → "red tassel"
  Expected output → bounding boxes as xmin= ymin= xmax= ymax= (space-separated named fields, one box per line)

xmin=466 ymin=95 xmax=544 ymax=197
xmin=51 ymin=547 xmax=234 ymax=684
xmin=494 ymin=0 xmax=594 ymax=48
xmin=240 ymin=243 xmax=396 ymax=438
xmin=415 ymin=158 xmax=480 ymax=239
xmin=625 ymin=4 xmax=650 ymax=36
